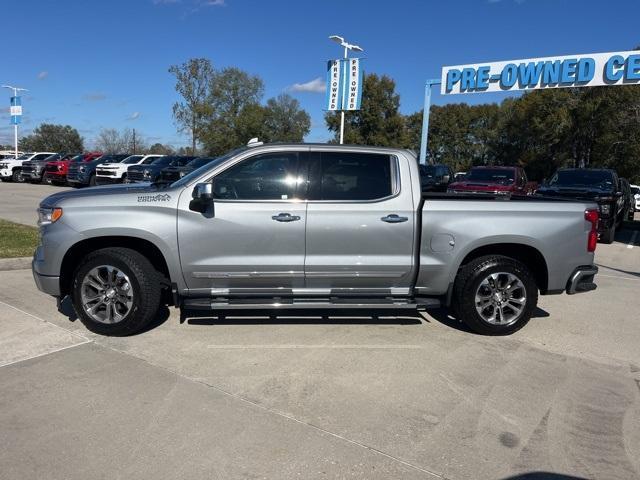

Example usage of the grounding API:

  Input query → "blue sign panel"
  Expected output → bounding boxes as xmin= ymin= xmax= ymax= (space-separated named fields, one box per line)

xmin=10 ymin=96 xmax=22 ymax=125
xmin=442 ymin=50 xmax=640 ymax=95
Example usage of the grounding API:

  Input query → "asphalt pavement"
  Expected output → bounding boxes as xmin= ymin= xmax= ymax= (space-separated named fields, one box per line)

xmin=1 ymin=181 xmax=639 ymax=480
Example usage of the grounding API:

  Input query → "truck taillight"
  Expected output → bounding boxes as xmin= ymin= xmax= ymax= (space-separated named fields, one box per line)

xmin=585 ymin=209 xmax=598 ymax=252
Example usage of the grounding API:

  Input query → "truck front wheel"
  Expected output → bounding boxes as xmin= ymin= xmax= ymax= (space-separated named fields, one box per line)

xmin=71 ymin=248 xmax=162 ymax=336
xmin=453 ymin=255 xmax=537 ymax=335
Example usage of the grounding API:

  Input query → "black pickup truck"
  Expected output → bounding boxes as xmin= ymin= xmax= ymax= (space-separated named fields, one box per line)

xmin=537 ymin=168 xmax=624 ymax=243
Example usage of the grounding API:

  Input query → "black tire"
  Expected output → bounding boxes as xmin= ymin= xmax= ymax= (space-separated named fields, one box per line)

xmin=89 ymin=174 xmax=97 ymax=187
xmin=71 ymin=248 xmax=163 ymax=336
xmin=452 ymin=255 xmax=538 ymax=335
xmin=43 ymin=174 xmax=53 ymax=185
xmin=12 ymin=169 xmax=24 ymax=183
xmin=600 ymin=223 xmax=615 ymax=244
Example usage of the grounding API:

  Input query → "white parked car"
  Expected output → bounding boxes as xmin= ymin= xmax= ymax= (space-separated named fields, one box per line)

xmin=631 ymin=184 xmax=640 ymax=212
xmin=0 ymin=152 xmax=57 ymax=182
xmin=94 ymin=154 xmax=164 ymax=185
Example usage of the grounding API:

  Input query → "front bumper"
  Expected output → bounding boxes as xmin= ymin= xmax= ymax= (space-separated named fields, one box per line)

xmin=566 ymin=265 xmax=598 ymax=295
xmin=22 ymin=170 xmax=43 ymax=180
xmin=32 ymin=259 xmax=61 ymax=296
xmin=95 ymin=176 xmax=123 ymax=185
xmin=0 ymin=168 xmax=12 ymax=178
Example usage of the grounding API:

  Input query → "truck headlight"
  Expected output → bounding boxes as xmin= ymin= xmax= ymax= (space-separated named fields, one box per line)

xmin=0 ymin=162 xmax=7 ymax=169
xmin=599 ymin=204 xmax=611 ymax=215
xmin=143 ymin=169 xmax=152 ymax=178
xmin=37 ymin=207 xmax=63 ymax=226
xmin=58 ymin=165 xmax=63 ymax=171
xmin=79 ymin=166 xmax=86 ymax=173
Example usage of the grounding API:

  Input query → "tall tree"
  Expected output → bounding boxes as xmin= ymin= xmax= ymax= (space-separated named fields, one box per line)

xmin=19 ymin=124 xmax=84 ymax=153
xmin=202 ymin=67 xmax=264 ymax=155
xmin=95 ymin=128 xmax=145 ymax=154
xmin=325 ymin=74 xmax=408 ymax=147
xmin=262 ymin=94 xmax=311 ymax=142
xmin=169 ymin=58 xmax=215 ymax=155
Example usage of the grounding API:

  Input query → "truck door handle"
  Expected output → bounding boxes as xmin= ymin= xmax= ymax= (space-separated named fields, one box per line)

xmin=381 ymin=214 xmax=408 ymax=223
xmin=272 ymin=213 xmax=301 ymax=222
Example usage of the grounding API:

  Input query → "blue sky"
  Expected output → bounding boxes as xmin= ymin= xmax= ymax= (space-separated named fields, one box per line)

xmin=2 ymin=0 xmax=639 ymax=149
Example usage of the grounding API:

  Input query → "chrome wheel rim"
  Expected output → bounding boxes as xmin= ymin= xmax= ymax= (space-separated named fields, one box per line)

xmin=474 ymin=272 xmax=526 ymax=326
xmin=80 ymin=265 xmax=134 ymax=324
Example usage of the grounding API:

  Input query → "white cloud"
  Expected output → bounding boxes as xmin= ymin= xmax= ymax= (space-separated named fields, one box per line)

xmin=127 ymin=112 xmax=141 ymax=121
xmin=37 ymin=71 xmax=48 ymax=80
xmin=201 ymin=0 xmax=225 ymax=5
xmin=83 ymin=92 xmax=107 ymax=101
xmin=288 ymin=77 xmax=326 ymax=93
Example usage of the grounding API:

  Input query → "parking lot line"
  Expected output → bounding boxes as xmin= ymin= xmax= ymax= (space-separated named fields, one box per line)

xmin=0 ymin=340 xmax=92 ymax=368
xmin=627 ymin=230 xmax=638 ymax=249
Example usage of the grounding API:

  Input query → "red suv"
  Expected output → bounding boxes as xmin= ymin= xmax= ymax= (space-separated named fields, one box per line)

xmin=44 ymin=152 xmax=103 ymax=185
xmin=447 ymin=166 xmax=537 ymax=195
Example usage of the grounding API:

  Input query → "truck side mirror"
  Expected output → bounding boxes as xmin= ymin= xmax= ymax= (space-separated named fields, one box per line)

xmin=189 ymin=182 xmax=214 ymax=214
xmin=441 ymin=174 xmax=450 ymax=183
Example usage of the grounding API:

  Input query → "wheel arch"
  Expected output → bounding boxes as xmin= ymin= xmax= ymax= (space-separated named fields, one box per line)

xmin=59 ymin=236 xmax=172 ymax=297
xmin=457 ymin=242 xmax=549 ymax=294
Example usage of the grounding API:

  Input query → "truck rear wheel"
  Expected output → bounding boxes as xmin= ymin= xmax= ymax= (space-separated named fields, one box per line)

xmin=71 ymin=248 xmax=162 ymax=336
xmin=453 ymin=255 xmax=537 ymax=335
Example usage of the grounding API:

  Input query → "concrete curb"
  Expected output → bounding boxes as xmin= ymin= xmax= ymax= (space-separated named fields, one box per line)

xmin=0 ymin=257 xmax=32 ymax=271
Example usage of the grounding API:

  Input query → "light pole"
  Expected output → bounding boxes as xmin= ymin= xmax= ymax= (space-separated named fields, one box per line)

xmin=2 ymin=84 xmax=27 ymax=158
xmin=329 ymin=35 xmax=363 ymax=144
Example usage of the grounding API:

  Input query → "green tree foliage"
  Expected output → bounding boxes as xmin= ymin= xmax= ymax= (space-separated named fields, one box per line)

xmin=202 ymin=67 xmax=265 ymax=155
xmin=169 ymin=58 xmax=215 ymax=155
xmin=147 ymin=143 xmax=175 ymax=155
xmin=19 ymin=124 xmax=84 ymax=153
xmin=325 ymin=74 xmax=408 ymax=147
xmin=262 ymin=94 xmax=311 ymax=143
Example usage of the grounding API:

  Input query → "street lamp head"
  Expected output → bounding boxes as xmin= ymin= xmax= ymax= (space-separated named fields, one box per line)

xmin=329 ymin=35 xmax=344 ymax=45
xmin=349 ymin=45 xmax=364 ymax=53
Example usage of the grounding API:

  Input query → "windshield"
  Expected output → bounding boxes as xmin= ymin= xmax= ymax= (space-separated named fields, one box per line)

xmin=70 ymin=154 xmax=84 ymax=163
xmin=186 ymin=157 xmax=215 ymax=169
xmin=44 ymin=154 xmax=61 ymax=162
xmin=141 ymin=156 xmax=162 ymax=165
xmin=122 ymin=155 xmax=143 ymax=164
xmin=170 ymin=148 xmax=247 ymax=188
xmin=465 ymin=168 xmax=515 ymax=184
xmin=16 ymin=154 xmax=32 ymax=160
xmin=548 ymin=170 xmax=614 ymax=188
xmin=631 ymin=187 xmax=639 ymax=195
xmin=170 ymin=156 xmax=197 ymax=167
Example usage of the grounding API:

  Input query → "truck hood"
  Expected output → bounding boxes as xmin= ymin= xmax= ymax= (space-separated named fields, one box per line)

xmin=40 ymin=182 xmax=165 ymax=208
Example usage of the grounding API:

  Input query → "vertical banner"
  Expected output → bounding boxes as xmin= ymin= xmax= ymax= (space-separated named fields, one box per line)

xmin=325 ymin=60 xmax=342 ymax=111
xmin=343 ymin=58 xmax=363 ymax=110
xmin=10 ymin=96 xmax=22 ymax=125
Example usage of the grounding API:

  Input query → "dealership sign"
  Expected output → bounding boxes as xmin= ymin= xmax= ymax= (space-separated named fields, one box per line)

xmin=441 ymin=50 xmax=640 ymax=95
xmin=326 ymin=58 xmax=363 ymax=111
xmin=9 ymin=96 xmax=22 ymax=124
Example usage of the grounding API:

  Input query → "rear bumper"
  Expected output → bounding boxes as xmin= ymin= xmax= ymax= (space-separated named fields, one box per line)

xmin=566 ymin=265 xmax=598 ymax=295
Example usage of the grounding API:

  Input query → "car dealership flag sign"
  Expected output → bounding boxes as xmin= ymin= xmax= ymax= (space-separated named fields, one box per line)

xmin=9 ymin=96 xmax=22 ymax=124
xmin=326 ymin=58 xmax=363 ymax=111
xmin=441 ymin=50 xmax=640 ymax=95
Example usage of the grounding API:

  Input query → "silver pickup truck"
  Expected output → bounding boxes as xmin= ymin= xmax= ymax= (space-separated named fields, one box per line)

xmin=32 ymin=143 xmax=599 ymax=336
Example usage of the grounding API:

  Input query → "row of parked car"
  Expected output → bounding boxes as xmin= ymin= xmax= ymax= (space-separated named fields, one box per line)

xmin=0 ymin=152 xmax=218 ymax=187
xmin=420 ymin=164 xmax=639 ymax=243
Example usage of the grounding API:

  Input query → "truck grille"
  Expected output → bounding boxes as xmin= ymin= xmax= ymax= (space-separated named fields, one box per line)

xmin=159 ymin=170 xmax=181 ymax=182
xmin=96 ymin=169 xmax=117 ymax=176
xmin=45 ymin=164 xmax=59 ymax=173
xmin=126 ymin=170 xmax=145 ymax=182
xmin=21 ymin=162 xmax=36 ymax=175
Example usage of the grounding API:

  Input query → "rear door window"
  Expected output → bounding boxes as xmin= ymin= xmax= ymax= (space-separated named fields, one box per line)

xmin=308 ymin=152 xmax=394 ymax=201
